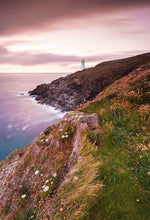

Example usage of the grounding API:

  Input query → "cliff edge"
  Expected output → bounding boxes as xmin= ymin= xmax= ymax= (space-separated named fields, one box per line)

xmin=29 ymin=53 xmax=150 ymax=111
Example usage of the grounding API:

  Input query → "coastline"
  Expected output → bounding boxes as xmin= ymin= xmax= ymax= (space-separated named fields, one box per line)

xmin=0 ymin=71 xmax=69 ymax=161
xmin=29 ymin=52 xmax=150 ymax=112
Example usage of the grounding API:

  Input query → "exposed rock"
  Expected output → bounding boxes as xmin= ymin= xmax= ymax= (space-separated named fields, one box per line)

xmin=29 ymin=53 xmax=150 ymax=111
xmin=0 ymin=111 xmax=100 ymax=219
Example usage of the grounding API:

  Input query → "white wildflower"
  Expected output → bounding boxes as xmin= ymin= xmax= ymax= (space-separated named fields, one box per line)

xmin=45 ymin=138 xmax=49 ymax=142
xmin=53 ymin=173 xmax=57 ymax=177
xmin=21 ymin=194 xmax=26 ymax=199
xmin=59 ymin=128 xmax=63 ymax=131
xmin=60 ymin=208 xmax=63 ymax=212
xmin=65 ymin=135 xmax=69 ymax=138
xmin=74 ymin=176 xmax=78 ymax=181
xmin=42 ymin=185 xmax=46 ymax=188
xmin=45 ymin=179 xmax=49 ymax=184
xmin=43 ymin=186 xmax=49 ymax=192
xmin=51 ymin=181 xmax=53 ymax=185
xmin=61 ymin=135 xmax=65 ymax=138
xmin=35 ymin=170 xmax=39 ymax=175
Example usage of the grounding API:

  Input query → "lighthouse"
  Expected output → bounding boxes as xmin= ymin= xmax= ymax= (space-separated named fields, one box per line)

xmin=81 ymin=58 xmax=85 ymax=70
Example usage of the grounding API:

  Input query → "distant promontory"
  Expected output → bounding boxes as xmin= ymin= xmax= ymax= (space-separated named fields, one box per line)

xmin=29 ymin=53 xmax=150 ymax=111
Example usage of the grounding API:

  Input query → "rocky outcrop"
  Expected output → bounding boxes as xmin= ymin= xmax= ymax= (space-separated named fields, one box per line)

xmin=29 ymin=53 xmax=150 ymax=111
xmin=0 ymin=111 xmax=100 ymax=219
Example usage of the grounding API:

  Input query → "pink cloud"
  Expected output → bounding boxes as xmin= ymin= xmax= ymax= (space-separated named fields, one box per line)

xmin=0 ymin=0 xmax=149 ymax=35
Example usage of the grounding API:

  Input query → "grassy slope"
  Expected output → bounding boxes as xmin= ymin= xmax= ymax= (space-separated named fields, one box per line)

xmin=67 ymin=52 xmax=150 ymax=80
xmin=79 ymin=64 xmax=150 ymax=219
xmin=53 ymin=64 xmax=150 ymax=220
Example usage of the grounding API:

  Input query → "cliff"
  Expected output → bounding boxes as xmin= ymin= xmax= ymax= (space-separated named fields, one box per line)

xmin=0 ymin=111 xmax=100 ymax=219
xmin=0 ymin=59 xmax=150 ymax=219
xmin=29 ymin=53 xmax=150 ymax=111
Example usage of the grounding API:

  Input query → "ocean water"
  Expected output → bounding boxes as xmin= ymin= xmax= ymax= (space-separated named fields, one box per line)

xmin=0 ymin=72 xmax=67 ymax=161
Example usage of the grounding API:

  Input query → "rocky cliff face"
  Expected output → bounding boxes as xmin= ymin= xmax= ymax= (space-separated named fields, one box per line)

xmin=29 ymin=53 xmax=150 ymax=111
xmin=0 ymin=111 xmax=100 ymax=219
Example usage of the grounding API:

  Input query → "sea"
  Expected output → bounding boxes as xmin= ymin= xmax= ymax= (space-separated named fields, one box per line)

xmin=0 ymin=72 xmax=68 ymax=161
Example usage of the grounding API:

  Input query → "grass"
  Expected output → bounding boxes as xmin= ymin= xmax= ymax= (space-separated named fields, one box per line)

xmin=42 ymin=66 xmax=150 ymax=219
xmin=4 ymin=202 xmax=10 ymax=215
xmin=56 ymin=122 xmax=76 ymax=143
xmin=53 ymin=132 xmax=103 ymax=220
xmin=14 ymin=207 xmax=36 ymax=220
xmin=80 ymin=92 xmax=150 ymax=219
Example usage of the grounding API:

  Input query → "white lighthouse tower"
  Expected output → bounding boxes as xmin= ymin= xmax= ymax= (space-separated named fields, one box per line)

xmin=81 ymin=58 xmax=85 ymax=70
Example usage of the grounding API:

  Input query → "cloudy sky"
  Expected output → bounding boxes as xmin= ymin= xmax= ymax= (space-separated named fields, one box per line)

xmin=0 ymin=0 xmax=150 ymax=73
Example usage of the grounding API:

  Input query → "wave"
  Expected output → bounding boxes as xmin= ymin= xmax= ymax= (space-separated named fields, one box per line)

xmin=15 ymin=91 xmax=29 ymax=97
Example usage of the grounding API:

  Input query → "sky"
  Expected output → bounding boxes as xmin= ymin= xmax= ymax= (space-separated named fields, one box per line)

xmin=0 ymin=0 xmax=150 ymax=73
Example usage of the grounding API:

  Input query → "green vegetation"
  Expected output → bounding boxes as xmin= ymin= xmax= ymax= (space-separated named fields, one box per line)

xmin=41 ymin=152 xmax=49 ymax=161
xmin=56 ymin=123 xmax=76 ymax=144
xmin=14 ymin=207 xmax=36 ymax=220
xmin=16 ymin=153 xmax=32 ymax=177
xmin=43 ymin=175 xmax=60 ymax=198
xmin=37 ymin=134 xmax=50 ymax=146
xmin=53 ymin=97 xmax=150 ymax=219
xmin=4 ymin=202 xmax=10 ymax=215
xmin=78 ymin=70 xmax=150 ymax=219
xmin=128 ymin=74 xmax=150 ymax=104
xmin=19 ymin=181 xmax=28 ymax=195
xmin=52 ymin=67 xmax=150 ymax=219
xmin=54 ymin=132 xmax=103 ymax=220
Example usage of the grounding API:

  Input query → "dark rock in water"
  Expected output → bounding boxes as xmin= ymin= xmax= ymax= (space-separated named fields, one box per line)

xmin=29 ymin=53 xmax=150 ymax=111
